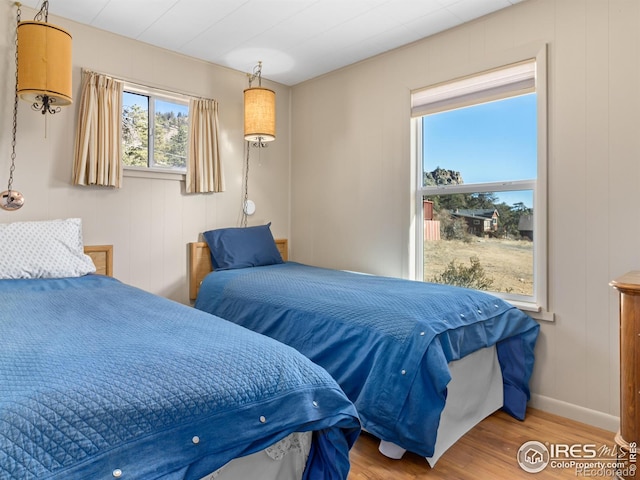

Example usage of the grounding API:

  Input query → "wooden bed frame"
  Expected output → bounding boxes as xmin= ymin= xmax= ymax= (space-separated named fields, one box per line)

xmin=188 ymin=239 xmax=288 ymax=302
xmin=84 ymin=245 xmax=113 ymax=277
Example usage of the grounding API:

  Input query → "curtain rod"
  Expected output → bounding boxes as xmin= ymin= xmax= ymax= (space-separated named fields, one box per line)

xmin=80 ymin=68 xmax=216 ymax=103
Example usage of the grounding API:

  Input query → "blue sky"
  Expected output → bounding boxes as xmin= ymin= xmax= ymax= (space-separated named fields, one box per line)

xmin=422 ymin=93 xmax=536 ymax=208
xmin=123 ymin=92 xmax=188 ymax=116
xmin=123 ymin=92 xmax=147 ymax=110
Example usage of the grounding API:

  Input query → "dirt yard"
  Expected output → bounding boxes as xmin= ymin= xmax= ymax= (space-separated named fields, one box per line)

xmin=423 ymin=237 xmax=534 ymax=295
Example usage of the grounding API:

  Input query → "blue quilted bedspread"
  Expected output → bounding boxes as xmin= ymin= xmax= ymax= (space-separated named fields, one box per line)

xmin=195 ymin=262 xmax=539 ymax=457
xmin=0 ymin=275 xmax=360 ymax=480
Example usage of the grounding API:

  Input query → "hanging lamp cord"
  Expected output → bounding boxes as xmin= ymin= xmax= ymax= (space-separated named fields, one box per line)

xmin=242 ymin=141 xmax=250 ymax=227
xmin=6 ymin=3 xmax=21 ymax=198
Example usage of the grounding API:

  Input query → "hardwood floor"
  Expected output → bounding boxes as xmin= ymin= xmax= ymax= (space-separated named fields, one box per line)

xmin=348 ymin=408 xmax=618 ymax=479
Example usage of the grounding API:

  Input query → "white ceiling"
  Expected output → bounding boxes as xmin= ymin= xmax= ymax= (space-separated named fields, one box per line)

xmin=23 ymin=0 xmax=525 ymax=86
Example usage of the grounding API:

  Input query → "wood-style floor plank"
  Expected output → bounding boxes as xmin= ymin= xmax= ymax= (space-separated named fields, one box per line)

xmin=348 ymin=408 xmax=617 ymax=479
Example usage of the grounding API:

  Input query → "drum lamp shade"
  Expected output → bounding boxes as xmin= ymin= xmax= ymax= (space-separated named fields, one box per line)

xmin=17 ymin=21 xmax=73 ymax=106
xmin=244 ymin=87 xmax=275 ymax=142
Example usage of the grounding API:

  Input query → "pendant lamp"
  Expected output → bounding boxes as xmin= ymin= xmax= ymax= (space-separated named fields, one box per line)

xmin=17 ymin=0 xmax=72 ymax=115
xmin=244 ymin=62 xmax=275 ymax=147
xmin=1 ymin=1 xmax=72 ymax=211
xmin=240 ymin=62 xmax=275 ymax=227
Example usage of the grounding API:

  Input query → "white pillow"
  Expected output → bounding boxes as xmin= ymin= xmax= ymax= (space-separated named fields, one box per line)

xmin=0 ymin=218 xmax=96 ymax=279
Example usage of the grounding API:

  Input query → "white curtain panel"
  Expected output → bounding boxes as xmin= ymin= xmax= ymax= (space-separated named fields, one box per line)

xmin=186 ymin=97 xmax=224 ymax=193
xmin=73 ymin=71 xmax=123 ymax=188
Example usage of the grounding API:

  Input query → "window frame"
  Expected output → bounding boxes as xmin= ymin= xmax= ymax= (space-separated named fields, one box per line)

xmin=411 ymin=45 xmax=550 ymax=320
xmin=122 ymin=83 xmax=190 ymax=177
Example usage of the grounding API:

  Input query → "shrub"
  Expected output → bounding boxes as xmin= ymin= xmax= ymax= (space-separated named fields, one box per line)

xmin=437 ymin=209 xmax=472 ymax=242
xmin=431 ymin=256 xmax=495 ymax=290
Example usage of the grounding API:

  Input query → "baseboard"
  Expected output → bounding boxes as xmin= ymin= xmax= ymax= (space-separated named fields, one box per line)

xmin=529 ymin=393 xmax=620 ymax=433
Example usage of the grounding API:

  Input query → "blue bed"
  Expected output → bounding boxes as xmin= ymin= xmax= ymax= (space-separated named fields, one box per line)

xmin=193 ymin=260 xmax=539 ymax=459
xmin=0 ymin=274 xmax=360 ymax=480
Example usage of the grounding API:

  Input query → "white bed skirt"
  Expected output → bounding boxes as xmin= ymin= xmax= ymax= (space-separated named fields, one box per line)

xmin=199 ymin=431 xmax=312 ymax=480
xmin=378 ymin=345 xmax=503 ymax=465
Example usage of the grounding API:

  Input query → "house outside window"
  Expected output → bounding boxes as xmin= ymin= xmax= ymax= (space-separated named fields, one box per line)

xmin=412 ymin=48 xmax=548 ymax=315
xmin=122 ymin=85 xmax=189 ymax=173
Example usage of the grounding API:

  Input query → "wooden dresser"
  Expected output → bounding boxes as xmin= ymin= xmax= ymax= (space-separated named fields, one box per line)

xmin=611 ymin=272 xmax=639 ymax=480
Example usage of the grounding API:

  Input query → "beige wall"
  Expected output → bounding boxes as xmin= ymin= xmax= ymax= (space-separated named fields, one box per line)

xmin=291 ymin=0 xmax=640 ymax=430
xmin=0 ymin=3 xmax=291 ymax=304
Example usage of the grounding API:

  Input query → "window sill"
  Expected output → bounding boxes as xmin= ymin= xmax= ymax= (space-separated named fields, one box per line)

xmin=124 ymin=167 xmax=185 ymax=181
xmin=508 ymin=300 xmax=555 ymax=322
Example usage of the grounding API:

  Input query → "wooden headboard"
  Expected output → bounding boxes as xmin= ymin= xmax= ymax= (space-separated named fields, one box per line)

xmin=188 ymin=239 xmax=288 ymax=301
xmin=84 ymin=245 xmax=113 ymax=277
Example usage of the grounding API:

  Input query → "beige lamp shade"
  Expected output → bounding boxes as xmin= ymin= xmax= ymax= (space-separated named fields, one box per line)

xmin=17 ymin=21 xmax=73 ymax=106
xmin=244 ymin=87 xmax=275 ymax=142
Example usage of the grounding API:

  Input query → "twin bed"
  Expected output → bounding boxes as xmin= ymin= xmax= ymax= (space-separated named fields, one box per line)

xmin=189 ymin=224 xmax=540 ymax=465
xmin=0 ymin=219 xmax=360 ymax=480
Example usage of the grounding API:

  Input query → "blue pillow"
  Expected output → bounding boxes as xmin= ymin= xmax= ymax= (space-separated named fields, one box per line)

xmin=202 ymin=223 xmax=283 ymax=270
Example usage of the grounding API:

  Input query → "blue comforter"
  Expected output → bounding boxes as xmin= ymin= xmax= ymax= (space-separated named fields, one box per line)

xmin=0 ymin=275 xmax=360 ymax=480
xmin=195 ymin=262 xmax=539 ymax=457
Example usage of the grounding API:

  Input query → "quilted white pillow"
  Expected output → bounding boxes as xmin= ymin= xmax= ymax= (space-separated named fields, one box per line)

xmin=0 ymin=218 xmax=96 ymax=279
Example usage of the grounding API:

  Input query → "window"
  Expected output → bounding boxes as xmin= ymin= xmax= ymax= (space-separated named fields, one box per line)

xmin=122 ymin=86 xmax=189 ymax=173
xmin=412 ymin=49 xmax=548 ymax=315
